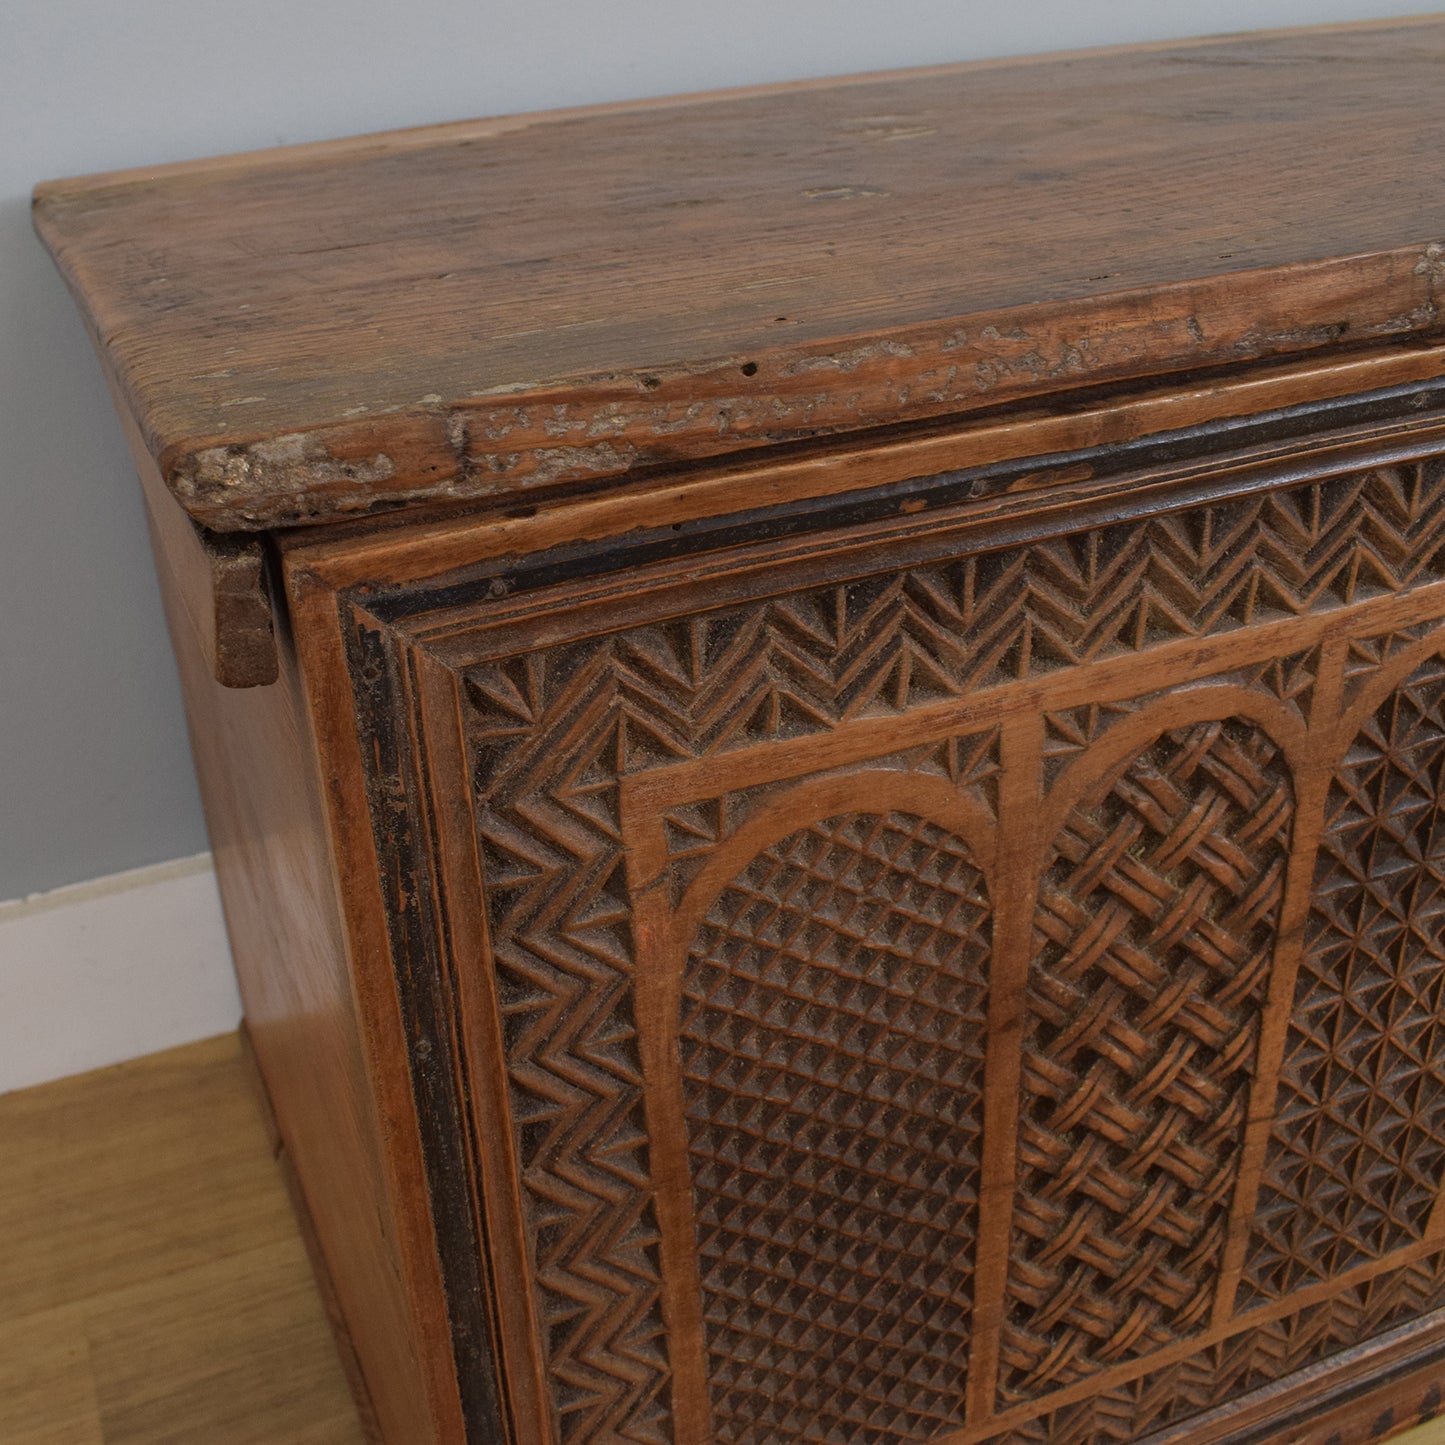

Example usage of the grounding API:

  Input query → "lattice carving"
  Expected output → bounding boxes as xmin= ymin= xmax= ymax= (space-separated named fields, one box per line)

xmin=1002 ymin=719 xmax=1293 ymax=1398
xmin=679 ymin=812 xmax=989 ymax=1444
xmin=1246 ymin=653 xmax=1445 ymax=1303
xmin=456 ymin=460 xmax=1445 ymax=1441
xmin=998 ymin=1249 xmax=1445 ymax=1443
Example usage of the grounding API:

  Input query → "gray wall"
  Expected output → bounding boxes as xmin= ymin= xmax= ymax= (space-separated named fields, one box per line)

xmin=4 ymin=0 xmax=1440 ymax=898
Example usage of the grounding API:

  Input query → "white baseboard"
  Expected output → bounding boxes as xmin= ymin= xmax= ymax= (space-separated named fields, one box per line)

xmin=0 ymin=854 xmax=240 ymax=1095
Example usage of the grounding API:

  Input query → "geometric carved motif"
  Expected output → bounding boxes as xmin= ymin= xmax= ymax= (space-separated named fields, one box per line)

xmin=1041 ymin=702 xmax=1136 ymax=786
xmin=998 ymin=1247 xmax=1445 ymax=1443
xmin=678 ymin=812 xmax=990 ymax=1444
xmin=469 ymin=464 xmax=1445 ymax=771
xmin=660 ymin=731 xmax=1001 ymax=906
xmin=1341 ymin=620 xmax=1441 ymax=705
xmin=460 ymin=461 xmax=1445 ymax=1441
xmin=1234 ymin=645 xmax=1321 ymax=718
xmin=1246 ymin=652 xmax=1445 ymax=1302
xmin=1002 ymin=719 xmax=1293 ymax=1397
xmin=1039 ymin=649 xmax=1319 ymax=789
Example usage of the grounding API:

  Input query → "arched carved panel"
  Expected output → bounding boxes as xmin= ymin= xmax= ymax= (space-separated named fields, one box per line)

xmin=677 ymin=810 xmax=990 ymax=1444
xmin=1002 ymin=718 xmax=1293 ymax=1399
xmin=451 ymin=459 xmax=1445 ymax=1440
xmin=1246 ymin=653 xmax=1445 ymax=1302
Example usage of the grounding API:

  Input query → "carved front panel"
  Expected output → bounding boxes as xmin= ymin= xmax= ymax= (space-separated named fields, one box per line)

xmin=348 ymin=448 xmax=1445 ymax=1443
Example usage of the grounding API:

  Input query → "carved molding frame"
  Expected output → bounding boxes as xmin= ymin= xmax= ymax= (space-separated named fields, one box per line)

xmin=329 ymin=433 xmax=1445 ymax=1444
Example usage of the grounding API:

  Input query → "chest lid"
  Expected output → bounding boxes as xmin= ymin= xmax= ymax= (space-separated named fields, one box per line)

xmin=33 ymin=17 xmax=1445 ymax=533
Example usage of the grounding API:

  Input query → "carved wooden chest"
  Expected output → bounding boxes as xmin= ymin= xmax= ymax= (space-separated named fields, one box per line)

xmin=34 ymin=18 xmax=1445 ymax=1444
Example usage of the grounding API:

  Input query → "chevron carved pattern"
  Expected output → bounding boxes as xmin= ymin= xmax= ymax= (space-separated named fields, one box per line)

xmin=997 ymin=1250 xmax=1445 ymax=1443
xmin=1001 ymin=718 xmax=1293 ymax=1398
xmin=678 ymin=812 xmax=989 ymax=1445
xmin=472 ymin=463 xmax=1445 ymax=769
xmin=468 ymin=671 xmax=680 ymax=1445
xmin=1246 ymin=651 xmax=1445 ymax=1303
xmin=459 ymin=460 xmax=1445 ymax=1442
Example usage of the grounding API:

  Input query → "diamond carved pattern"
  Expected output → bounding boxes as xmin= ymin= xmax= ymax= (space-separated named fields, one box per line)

xmin=678 ymin=812 xmax=989 ymax=1445
xmin=1002 ymin=719 xmax=1293 ymax=1398
xmin=1246 ymin=653 xmax=1445 ymax=1302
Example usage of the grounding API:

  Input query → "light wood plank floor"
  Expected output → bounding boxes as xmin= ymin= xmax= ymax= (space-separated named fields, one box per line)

xmin=4 ymin=1031 xmax=1445 ymax=1444
xmin=0 ymin=1033 xmax=363 ymax=1444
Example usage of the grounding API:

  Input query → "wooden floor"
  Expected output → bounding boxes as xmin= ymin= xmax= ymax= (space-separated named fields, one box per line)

xmin=0 ymin=1034 xmax=363 ymax=1444
xmin=4 ymin=1031 xmax=1445 ymax=1445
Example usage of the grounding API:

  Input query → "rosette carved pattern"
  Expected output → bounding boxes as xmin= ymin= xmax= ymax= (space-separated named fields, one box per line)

xmin=1247 ymin=653 xmax=1445 ymax=1301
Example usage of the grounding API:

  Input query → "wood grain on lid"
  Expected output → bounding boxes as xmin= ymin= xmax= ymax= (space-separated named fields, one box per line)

xmin=33 ymin=18 xmax=1445 ymax=530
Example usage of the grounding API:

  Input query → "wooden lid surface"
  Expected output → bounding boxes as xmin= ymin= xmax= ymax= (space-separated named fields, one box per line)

xmin=33 ymin=18 xmax=1445 ymax=530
